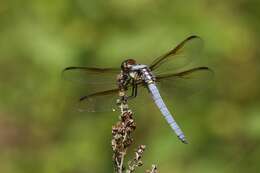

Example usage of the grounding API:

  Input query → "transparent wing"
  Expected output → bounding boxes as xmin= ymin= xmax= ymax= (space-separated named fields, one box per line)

xmin=74 ymin=67 xmax=213 ymax=112
xmin=149 ymin=35 xmax=204 ymax=75
xmin=77 ymin=88 xmax=119 ymax=112
xmin=62 ymin=66 xmax=120 ymax=93
xmin=156 ymin=67 xmax=214 ymax=99
xmin=77 ymin=81 xmax=154 ymax=112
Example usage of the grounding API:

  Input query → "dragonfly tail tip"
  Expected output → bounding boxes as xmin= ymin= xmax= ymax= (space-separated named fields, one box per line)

xmin=182 ymin=139 xmax=188 ymax=144
xmin=178 ymin=136 xmax=188 ymax=144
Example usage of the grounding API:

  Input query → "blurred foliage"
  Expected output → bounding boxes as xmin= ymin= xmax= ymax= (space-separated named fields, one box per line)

xmin=0 ymin=0 xmax=260 ymax=173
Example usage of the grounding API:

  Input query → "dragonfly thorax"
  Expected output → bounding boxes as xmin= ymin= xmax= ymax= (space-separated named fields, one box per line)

xmin=129 ymin=64 xmax=155 ymax=84
xmin=140 ymin=67 xmax=155 ymax=84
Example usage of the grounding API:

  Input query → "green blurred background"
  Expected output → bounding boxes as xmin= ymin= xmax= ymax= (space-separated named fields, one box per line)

xmin=0 ymin=0 xmax=260 ymax=173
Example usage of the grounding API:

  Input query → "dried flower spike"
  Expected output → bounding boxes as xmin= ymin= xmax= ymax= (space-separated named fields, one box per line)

xmin=112 ymin=71 xmax=158 ymax=173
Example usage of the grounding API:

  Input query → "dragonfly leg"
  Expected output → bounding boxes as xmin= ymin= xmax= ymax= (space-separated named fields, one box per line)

xmin=134 ymin=83 xmax=138 ymax=97
xmin=128 ymin=80 xmax=138 ymax=99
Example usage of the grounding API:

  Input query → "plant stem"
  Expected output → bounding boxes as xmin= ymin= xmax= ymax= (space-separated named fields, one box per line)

xmin=112 ymin=72 xmax=158 ymax=173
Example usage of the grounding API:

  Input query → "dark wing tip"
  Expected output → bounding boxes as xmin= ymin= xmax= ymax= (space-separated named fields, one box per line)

xmin=61 ymin=66 xmax=93 ymax=80
xmin=187 ymin=35 xmax=201 ymax=40
xmin=61 ymin=66 xmax=78 ymax=80
xmin=197 ymin=66 xmax=211 ymax=70
xmin=62 ymin=66 xmax=81 ymax=72
xmin=191 ymin=66 xmax=215 ymax=79
xmin=186 ymin=35 xmax=203 ymax=45
xmin=201 ymin=66 xmax=214 ymax=76
xmin=79 ymin=95 xmax=89 ymax=101
xmin=61 ymin=67 xmax=75 ymax=76
xmin=192 ymin=66 xmax=214 ymax=72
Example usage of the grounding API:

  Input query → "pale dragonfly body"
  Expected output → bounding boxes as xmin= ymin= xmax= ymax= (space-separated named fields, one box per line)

xmin=133 ymin=64 xmax=187 ymax=143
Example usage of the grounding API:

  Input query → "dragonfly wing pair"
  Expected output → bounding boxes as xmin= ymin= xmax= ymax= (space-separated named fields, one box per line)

xmin=62 ymin=35 xmax=213 ymax=112
xmin=62 ymin=67 xmax=120 ymax=112
xmin=150 ymin=35 xmax=204 ymax=74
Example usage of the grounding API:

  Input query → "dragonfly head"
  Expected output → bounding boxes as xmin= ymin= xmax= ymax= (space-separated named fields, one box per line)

xmin=121 ymin=59 xmax=137 ymax=71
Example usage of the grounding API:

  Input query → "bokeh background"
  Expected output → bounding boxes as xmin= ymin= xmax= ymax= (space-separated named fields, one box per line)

xmin=0 ymin=0 xmax=260 ymax=173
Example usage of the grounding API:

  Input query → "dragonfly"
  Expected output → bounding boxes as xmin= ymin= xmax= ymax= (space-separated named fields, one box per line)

xmin=63 ymin=35 xmax=213 ymax=144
